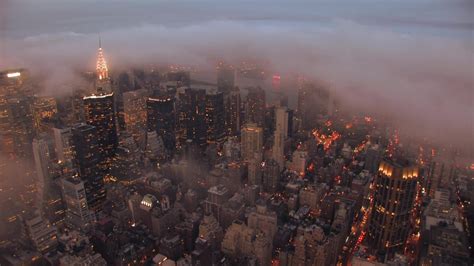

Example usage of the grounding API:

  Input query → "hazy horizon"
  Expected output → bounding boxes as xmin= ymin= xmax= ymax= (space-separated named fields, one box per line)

xmin=0 ymin=0 xmax=473 ymax=156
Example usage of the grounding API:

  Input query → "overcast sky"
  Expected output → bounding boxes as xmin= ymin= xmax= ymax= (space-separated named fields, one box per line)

xmin=0 ymin=0 xmax=473 ymax=156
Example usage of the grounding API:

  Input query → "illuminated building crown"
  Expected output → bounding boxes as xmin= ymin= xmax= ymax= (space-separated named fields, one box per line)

xmin=96 ymin=37 xmax=108 ymax=80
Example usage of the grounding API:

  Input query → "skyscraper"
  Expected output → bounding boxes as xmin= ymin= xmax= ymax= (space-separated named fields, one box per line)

xmin=34 ymin=133 xmax=66 ymax=227
xmin=61 ymin=177 xmax=96 ymax=230
xmin=6 ymin=96 xmax=35 ymax=158
xmin=205 ymin=90 xmax=225 ymax=144
xmin=70 ymin=123 xmax=106 ymax=211
xmin=83 ymin=93 xmax=118 ymax=161
xmin=272 ymin=106 xmax=288 ymax=168
xmin=216 ymin=62 xmax=235 ymax=94
xmin=32 ymin=134 xmax=56 ymax=205
xmin=32 ymin=96 xmax=57 ymax=134
xmin=262 ymin=159 xmax=280 ymax=193
xmin=248 ymin=159 xmax=262 ymax=186
xmin=297 ymin=82 xmax=331 ymax=130
xmin=147 ymin=93 xmax=176 ymax=151
xmin=0 ymin=70 xmax=29 ymax=155
xmin=123 ymin=89 xmax=148 ymax=147
xmin=367 ymin=158 xmax=419 ymax=257
xmin=177 ymin=88 xmax=207 ymax=147
xmin=52 ymin=126 xmax=74 ymax=166
xmin=95 ymin=37 xmax=112 ymax=92
xmin=245 ymin=87 xmax=265 ymax=127
xmin=240 ymin=123 xmax=263 ymax=161
xmin=226 ymin=86 xmax=241 ymax=136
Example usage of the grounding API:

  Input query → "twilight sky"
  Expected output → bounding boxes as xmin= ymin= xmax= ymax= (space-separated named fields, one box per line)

xmin=0 ymin=0 xmax=473 ymax=154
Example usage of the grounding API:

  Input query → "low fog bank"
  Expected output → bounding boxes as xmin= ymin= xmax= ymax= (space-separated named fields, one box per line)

xmin=0 ymin=1 xmax=472 ymax=156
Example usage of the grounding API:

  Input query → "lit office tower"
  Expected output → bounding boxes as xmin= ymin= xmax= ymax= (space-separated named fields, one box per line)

xmin=61 ymin=177 xmax=96 ymax=231
xmin=147 ymin=93 xmax=176 ymax=151
xmin=241 ymin=123 xmax=263 ymax=161
xmin=367 ymin=159 xmax=419 ymax=257
xmin=0 ymin=69 xmax=34 ymax=157
xmin=52 ymin=127 xmax=74 ymax=167
xmin=226 ymin=87 xmax=241 ymax=136
xmin=70 ymin=123 xmax=106 ymax=211
xmin=178 ymin=88 xmax=207 ymax=147
xmin=272 ymin=107 xmax=288 ymax=168
xmin=245 ymin=87 xmax=265 ymax=127
xmin=32 ymin=96 xmax=57 ymax=134
xmin=7 ymin=97 xmax=35 ymax=158
xmin=216 ymin=62 xmax=235 ymax=94
xmin=205 ymin=90 xmax=226 ymax=144
xmin=0 ymin=69 xmax=29 ymax=96
xmin=123 ymin=89 xmax=147 ymax=146
xmin=83 ymin=93 xmax=118 ymax=160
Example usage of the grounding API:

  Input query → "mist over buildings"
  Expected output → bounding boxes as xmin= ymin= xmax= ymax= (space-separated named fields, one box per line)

xmin=0 ymin=0 xmax=472 ymax=152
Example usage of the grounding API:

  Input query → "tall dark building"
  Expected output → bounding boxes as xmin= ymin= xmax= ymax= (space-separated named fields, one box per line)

xmin=6 ymin=97 xmax=35 ymax=158
xmin=367 ymin=158 xmax=418 ymax=257
xmin=147 ymin=94 xmax=176 ymax=151
xmin=245 ymin=87 xmax=265 ymax=127
xmin=225 ymin=87 xmax=241 ymax=136
xmin=297 ymin=83 xmax=330 ymax=130
xmin=83 ymin=93 xmax=118 ymax=160
xmin=177 ymin=88 xmax=207 ymax=147
xmin=287 ymin=108 xmax=294 ymax=138
xmin=217 ymin=62 xmax=235 ymax=94
xmin=70 ymin=123 xmax=106 ymax=211
xmin=205 ymin=90 xmax=225 ymax=144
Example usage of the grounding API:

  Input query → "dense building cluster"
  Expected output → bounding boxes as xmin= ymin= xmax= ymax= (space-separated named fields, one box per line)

xmin=0 ymin=44 xmax=472 ymax=266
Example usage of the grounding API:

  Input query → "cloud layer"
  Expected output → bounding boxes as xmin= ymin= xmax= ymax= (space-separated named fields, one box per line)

xmin=0 ymin=0 xmax=472 ymax=154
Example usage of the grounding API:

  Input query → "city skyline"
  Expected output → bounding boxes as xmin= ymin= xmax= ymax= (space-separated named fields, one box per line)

xmin=0 ymin=1 xmax=472 ymax=266
xmin=0 ymin=1 xmax=472 ymax=154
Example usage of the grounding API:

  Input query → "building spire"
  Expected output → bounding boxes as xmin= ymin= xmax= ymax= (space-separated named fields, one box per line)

xmin=96 ymin=35 xmax=108 ymax=80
